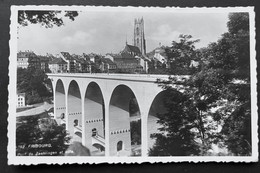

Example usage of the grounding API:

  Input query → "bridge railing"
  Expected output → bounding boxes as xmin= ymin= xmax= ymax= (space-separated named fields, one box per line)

xmin=92 ymin=134 xmax=105 ymax=146
xmin=47 ymin=73 xmax=190 ymax=83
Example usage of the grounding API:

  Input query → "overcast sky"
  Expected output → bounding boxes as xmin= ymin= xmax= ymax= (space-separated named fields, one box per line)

xmin=18 ymin=8 xmax=230 ymax=56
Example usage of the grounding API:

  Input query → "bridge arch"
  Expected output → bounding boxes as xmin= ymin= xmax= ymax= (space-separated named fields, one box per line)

xmin=109 ymin=84 xmax=141 ymax=156
xmin=68 ymin=80 xmax=82 ymax=142
xmin=55 ymin=79 xmax=66 ymax=125
xmin=147 ymin=90 xmax=169 ymax=151
xmin=84 ymin=81 xmax=105 ymax=155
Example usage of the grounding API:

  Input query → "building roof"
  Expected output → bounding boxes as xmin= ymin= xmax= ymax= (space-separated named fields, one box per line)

xmin=49 ymin=58 xmax=67 ymax=64
xmin=114 ymin=58 xmax=139 ymax=63
xmin=121 ymin=52 xmax=136 ymax=59
xmin=107 ymin=53 xmax=123 ymax=59
xmin=123 ymin=44 xmax=141 ymax=54
xmin=61 ymin=52 xmax=91 ymax=64
xmin=60 ymin=52 xmax=74 ymax=60
xmin=17 ymin=51 xmax=37 ymax=58
xmin=37 ymin=55 xmax=51 ymax=62
xmin=147 ymin=46 xmax=167 ymax=61
xmin=101 ymin=58 xmax=116 ymax=65
xmin=83 ymin=53 xmax=91 ymax=61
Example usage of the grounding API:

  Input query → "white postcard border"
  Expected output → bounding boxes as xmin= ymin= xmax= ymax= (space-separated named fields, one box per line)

xmin=8 ymin=5 xmax=258 ymax=165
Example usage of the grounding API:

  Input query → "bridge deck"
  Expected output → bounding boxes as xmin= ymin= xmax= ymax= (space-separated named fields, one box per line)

xmin=48 ymin=73 xmax=188 ymax=83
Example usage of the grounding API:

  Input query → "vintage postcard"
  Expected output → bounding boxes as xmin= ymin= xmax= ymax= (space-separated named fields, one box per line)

xmin=8 ymin=6 xmax=257 ymax=164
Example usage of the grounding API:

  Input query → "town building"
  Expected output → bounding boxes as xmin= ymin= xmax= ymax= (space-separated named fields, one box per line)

xmin=100 ymin=58 xmax=117 ymax=73
xmin=17 ymin=51 xmax=50 ymax=71
xmin=147 ymin=45 xmax=167 ymax=63
xmin=122 ymin=43 xmax=149 ymax=73
xmin=105 ymin=43 xmax=149 ymax=73
xmin=17 ymin=51 xmax=30 ymax=69
xmin=105 ymin=53 xmax=139 ymax=73
xmin=17 ymin=51 xmax=39 ymax=69
xmin=17 ymin=92 xmax=25 ymax=107
xmin=38 ymin=55 xmax=51 ymax=72
xmin=48 ymin=58 xmax=68 ymax=73
xmin=147 ymin=45 xmax=168 ymax=70
xmin=28 ymin=55 xmax=41 ymax=70
xmin=60 ymin=52 xmax=77 ymax=72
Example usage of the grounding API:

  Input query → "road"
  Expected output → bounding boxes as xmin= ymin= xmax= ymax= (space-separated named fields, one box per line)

xmin=16 ymin=102 xmax=53 ymax=117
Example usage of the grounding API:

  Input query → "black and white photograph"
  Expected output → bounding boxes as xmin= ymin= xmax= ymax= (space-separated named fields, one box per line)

xmin=8 ymin=6 xmax=257 ymax=164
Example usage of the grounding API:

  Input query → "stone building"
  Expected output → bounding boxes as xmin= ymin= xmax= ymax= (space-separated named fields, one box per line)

xmin=17 ymin=51 xmax=30 ymax=69
xmin=60 ymin=52 xmax=77 ymax=72
xmin=17 ymin=51 xmax=39 ymax=69
xmin=147 ymin=45 xmax=168 ymax=70
xmin=38 ymin=55 xmax=50 ymax=72
xmin=100 ymin=58 xmax=117 ymax=73
xmin=17 ymin=92 xmax=25 ymax=107
xmin=48 ymin=58 xmax=68 ymax=73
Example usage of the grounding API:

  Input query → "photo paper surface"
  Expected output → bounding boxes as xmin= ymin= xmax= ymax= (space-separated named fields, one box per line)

xmin=8 ymin=6 xmax=258 ymax=164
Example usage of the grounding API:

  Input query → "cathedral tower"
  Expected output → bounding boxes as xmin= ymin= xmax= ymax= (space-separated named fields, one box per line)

xmin=134 ymin=18 xmax=146 ymax=55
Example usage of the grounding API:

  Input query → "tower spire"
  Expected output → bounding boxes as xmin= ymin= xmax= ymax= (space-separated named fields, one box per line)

xmin=126 ymin=33 xmax=128 ymax=45
xmin=134 ymin=17 xmax=146 ymax=55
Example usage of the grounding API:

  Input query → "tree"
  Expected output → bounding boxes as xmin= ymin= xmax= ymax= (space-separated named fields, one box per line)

xmin=130 ymin=120 xmax=141 ymax=145
xmin=18 ymin=10 xmax=78 ymax=28
xmin=150 ymin=12 xmax=251 ymax=156
xmin=17 ymin=67 xmax=52 ymax=105
xmin=165 ymin=34 xmax=200 ymax=75
xmin=149 ymin=89 xmax=201 ymax=156
xmin=16 ymin=112 xmax=70 ymax=156
xmin=217 ymin=13 xmax=251 ymax=155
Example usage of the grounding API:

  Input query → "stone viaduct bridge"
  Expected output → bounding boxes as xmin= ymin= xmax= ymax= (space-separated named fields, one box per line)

xmin=48 ymin=73 xmax=184 ymax=157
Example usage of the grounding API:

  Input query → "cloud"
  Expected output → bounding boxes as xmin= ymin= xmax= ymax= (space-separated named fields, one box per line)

xmin=61 ymin=30 xmax=96 ymax=47
xmin=149 ymin=24 xmax=181 ymax=47
xmin=18 ymin=9 xmax=229 ymax=55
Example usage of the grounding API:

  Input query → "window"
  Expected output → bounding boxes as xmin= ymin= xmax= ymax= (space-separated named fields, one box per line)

xmin=60 ymin=113 xmax=65 ymax=119
xmin=136 ymin=27 xmax=139 ymax=35
xmin=117 ymin=141 xmax=123 ymax=151
xmin=74 ymin=119 xmax=78 ymax=127
xmin=92 ymin=128 xmax=97 ymax=137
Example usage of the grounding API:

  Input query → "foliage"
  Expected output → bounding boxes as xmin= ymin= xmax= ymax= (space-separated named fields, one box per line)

xmin=148 ymin=59 xmax=168 ymax=74
xmin=129 ymin=98 xmax=140 ymax=115
xmin=165 ymin=34 xmax=200 ymax=75
xmin=221 ymin=102 xmax=251 ymax=155
xmin=130 ymin=119 xmax=141 ymax=145
xmin=16 ymin=112 xmax=70 ymax=156
xmin=18 ymin=10 xmax=79 ymax=28
xmin=150 ymin=12 xmax=251 ymax=156
xmin=90 ymin=64 xmax=101 ymax=73
xmin=218 ymin=13 xmax=251 ymax=155
xmin=17 ymin=67 xmax=52 ymax=105
xmin=149 ymin=89 xmax=201 ymax=156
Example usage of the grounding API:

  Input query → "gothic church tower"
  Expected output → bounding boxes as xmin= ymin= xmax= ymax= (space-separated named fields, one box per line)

xmin=134 ymin=18 xmax=146 ymax=55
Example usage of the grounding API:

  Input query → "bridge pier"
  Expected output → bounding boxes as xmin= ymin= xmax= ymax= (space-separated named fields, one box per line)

xmin=105 ymin=101 xmax=110 ymax=157
xmin=81 ymin=98 xmax=86 ymax=146
xmin=65 ymin=92 xmax=69 ymax=131
xmin=141 ymin=112 xmax=149 ymax=157
xmin=109 ymin=107 xmax=131 ymax=156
